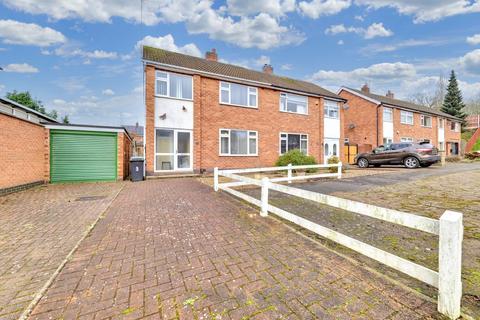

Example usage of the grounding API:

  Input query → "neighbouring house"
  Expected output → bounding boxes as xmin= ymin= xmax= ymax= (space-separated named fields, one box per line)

xmin=143 ymin=46 xmax=346 ymax=176
xmin=338 ymin=85 xmax=462 ymax=156
xmin=0 ymin=97 xmax=132 ymax=195
xmin=124 ymin=122 xmax=144 ymax=157
xmin=465 ymin=114 xmax=480 ymax=130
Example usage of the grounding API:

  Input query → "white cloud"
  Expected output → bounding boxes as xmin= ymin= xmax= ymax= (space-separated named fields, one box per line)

xmin=225 ymin=0 xmax=296 ymax=17
xmin=354 ymin=15 xmax=364 ymax=21
xmin=467 ymin=34 xmax=480 ymax=45
xmin=3 ymin=0 xmax=303 ymax=50
xmin=186 ymin=11 xmax=305 ymax=49
xmin=254 ymin=55 xmax=271 ymax=67
xmin=460 ymin=49 xmax=480 ymax=75
xmin=0 ymin=84 xmax=5 ymax=92
xmin=337 ymin=40 xmax=344 ymax=45
xmin=325 ymin=23 xmax=393 ymax=39
xmin=298 ymin=0 xmax=351 ymax=19
xmin=102 ymin=89 xmax=115 ymax=96
xmin=362 ymin=38 xmax=448 ymax=54
xmin=3 ymin=63 xmax=39 ymax=73
xmin=0 ymin=19 xmax=66 ymax=46
xmin=281 ymin=64 xmax=293 ymax=70
xmin=45 ymin=44 xmax=118 ymax=60
xmin=136 ymin=34 xmax=201 ymax=57
xmin=310 ymin=62 xmax=416 ymax=86
xmin=354 ymin=0 xmax=480 ymax=23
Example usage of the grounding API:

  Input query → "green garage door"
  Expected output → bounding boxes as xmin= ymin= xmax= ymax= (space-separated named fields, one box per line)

xmin=50 ymin=130 xmax=117 ymax=182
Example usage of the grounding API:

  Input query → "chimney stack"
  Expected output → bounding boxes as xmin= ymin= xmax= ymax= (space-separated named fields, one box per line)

xmin=205 ymin=48 xmax=218 ymax=61
xmin=361 ymin=83 xmax=370 ymax=93
xmin=386 ymin=90 xmax=394 ymax=99
xmin=262 ymin=64 xmax=273 ymax=74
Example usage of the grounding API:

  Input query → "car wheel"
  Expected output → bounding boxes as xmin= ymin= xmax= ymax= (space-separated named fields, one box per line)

xmin=404 ymin=156 xmax=419 ymax=169
xmin=357 ymin=158 xmax=369 ymax=168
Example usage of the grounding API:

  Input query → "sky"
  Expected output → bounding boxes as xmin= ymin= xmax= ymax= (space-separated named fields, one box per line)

xmin=0 ymin=0 xmax=479 ymax=126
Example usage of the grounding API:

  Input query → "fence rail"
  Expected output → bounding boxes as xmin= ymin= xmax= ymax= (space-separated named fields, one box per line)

xmin=214 ymin=164 xmax=463 ymax=320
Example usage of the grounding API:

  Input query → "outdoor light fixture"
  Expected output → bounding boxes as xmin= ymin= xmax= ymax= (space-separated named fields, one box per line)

xmin=182 ymin=106 xmax=187 ymax=111
xmin=159 ymin=113 xmax=167 ymax=120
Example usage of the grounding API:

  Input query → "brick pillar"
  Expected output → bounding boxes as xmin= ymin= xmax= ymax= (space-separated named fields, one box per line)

xmin=44 ymin=128 xmax=50 ymax=183
xmin=339 ymin=100 xmax=345 ymax=163
xmin=319 ymin=97 xmax=324 ymax=164
xmin=117 ymin=132 xmax=124 ymax=180
xmin=193 ymin=75 xmax=202 ymax=172
xmin=145 ymin=65 xmax=156 ymax=175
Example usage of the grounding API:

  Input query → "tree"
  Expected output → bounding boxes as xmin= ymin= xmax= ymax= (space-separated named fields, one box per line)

xmin=61 ymin=115 xmax=70 ymax=124
xmin=6 ymin=90 xmax=58 ymax=119
xmin=408 ymin=74 xmax=446 ymax=110
xmin=441 ymin=70 xmax=467 ymax=121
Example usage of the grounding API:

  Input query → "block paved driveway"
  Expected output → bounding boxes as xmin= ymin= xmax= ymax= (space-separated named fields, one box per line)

xmin=0 ymin=183 xmax=124 ymax=320
xmin=28 ymin=179 xmax=441 ymax=320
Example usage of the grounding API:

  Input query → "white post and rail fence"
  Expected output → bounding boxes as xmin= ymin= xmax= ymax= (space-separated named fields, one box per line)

xmin=213 ymin=163 xmax=463 ymax=320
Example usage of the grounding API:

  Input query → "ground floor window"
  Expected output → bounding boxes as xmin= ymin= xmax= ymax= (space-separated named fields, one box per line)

xmin=383 ymin=137 xmax=393 ymax=145
xmin=449 ymin=142 xmax=459 ymax=155
xmin=400 ymin=137 xmax=413 ymax=142
xmin=280 ymin=133 xmax=308 ymax=154
xmin=220 ymin=129 xmax=257 ymax=156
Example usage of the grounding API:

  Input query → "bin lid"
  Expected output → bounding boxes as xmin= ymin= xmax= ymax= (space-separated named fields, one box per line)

xmin=130 ymin=156 xmax=145 ymax=161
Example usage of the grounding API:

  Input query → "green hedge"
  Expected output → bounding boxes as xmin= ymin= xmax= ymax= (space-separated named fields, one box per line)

xmin=275 ymin=149 xmax=317 ymax=172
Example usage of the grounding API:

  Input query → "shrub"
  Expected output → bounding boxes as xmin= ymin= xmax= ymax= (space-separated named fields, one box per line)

xmin=327 ymin=156 xmax=346 ymax=173
xmin=465 ymin=152 xmax=480 ymax=160
xmin=275 ymin=149 xmax=317 ymax=172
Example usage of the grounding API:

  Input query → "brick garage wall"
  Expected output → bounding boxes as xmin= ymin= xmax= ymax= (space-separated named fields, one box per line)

xmin=0 ymin=113 xmax=49 ymax=191
xmin=340 ymin=90 xmax=379 ymax=148
xmin=117 ymin=132 xmax=132 ymax=180
xmin=145 ymin=65 xmax=155 ymax=174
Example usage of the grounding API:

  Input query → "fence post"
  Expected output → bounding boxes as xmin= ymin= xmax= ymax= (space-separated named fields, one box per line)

xmin=438 ymin=210 xmax=463 ymax=319
xmin=260 ymin=177 xmax=269 ymax=217
xmin=337 ymin=162 xmax=342 ymax=179
xmin=214 ymin=167 xmax=219 ymax=192
xmin=287 ymin=163 xmax=292 ymax=184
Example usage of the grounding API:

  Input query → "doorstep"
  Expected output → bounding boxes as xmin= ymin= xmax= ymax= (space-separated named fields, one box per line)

xmin=146 ymin=172 xmax=201 ymax=180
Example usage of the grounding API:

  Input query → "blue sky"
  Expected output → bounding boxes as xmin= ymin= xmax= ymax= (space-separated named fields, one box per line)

xmin=1 ymin=0 xmax=479 ymax=126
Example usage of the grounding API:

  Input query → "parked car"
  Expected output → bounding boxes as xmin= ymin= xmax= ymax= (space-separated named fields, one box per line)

xmin=355 ymin=142 xmax=440 ymax=169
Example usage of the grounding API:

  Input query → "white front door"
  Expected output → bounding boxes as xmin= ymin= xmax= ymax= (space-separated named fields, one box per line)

xmin=155 ymin=129 xmax=193 ymax=171
xmin=324 ymin=138 xmax=340 ymax=164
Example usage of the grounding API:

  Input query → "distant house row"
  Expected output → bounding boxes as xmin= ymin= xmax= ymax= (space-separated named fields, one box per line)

xmin=142 ymin=46 xmax=462 ymax=176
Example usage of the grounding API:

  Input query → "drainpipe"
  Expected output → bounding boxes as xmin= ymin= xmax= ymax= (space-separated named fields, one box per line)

xmin=376 ymin=104 xmax=381 ymax=146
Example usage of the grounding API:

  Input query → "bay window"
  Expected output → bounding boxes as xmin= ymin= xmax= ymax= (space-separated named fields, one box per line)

xmin=400 ymin=110 xmax=414 ymax=125
xmin=220 ymin=82 xmax=257 ymax=108
xmin=280 ymin=133 xmax=308 ymax=154
xmin=280 ymin=93 xmax=308 ymax=114
xmin=220 ymin=129 xmax=257 ymax=156
xmin=324 ymin=100 xmax=339 ymax=119
xmin=155 ymin=71 xmax=192 ymax=100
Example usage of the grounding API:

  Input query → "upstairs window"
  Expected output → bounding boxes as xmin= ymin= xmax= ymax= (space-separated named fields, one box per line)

xmin=400 ymin=110 xmax=414 ymax=125
xmin=324 ymin=100 xmax=339 ymax=119
xmin=383 ymin=107 xmax=393 ymax=122
xmin=220 ymin=82 xmax=257 ymax=108
xmin=421 ymin=115 xmax=432 ymax=127
xmin=450 ymin=121 xmax=460 ymax=132
xmin=155 ymin=71 xmax=192 ymax=100
xmin=280 ymin=93 xmax=308 ymax=114
xmin=438 ymin=118 xmax=444 ymax=129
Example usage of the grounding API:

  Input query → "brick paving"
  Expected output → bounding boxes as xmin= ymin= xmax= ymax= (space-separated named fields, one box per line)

xmin=29 ymin=179 xmax=440 ymax=319
xmin=0 ymin=183 xmax=123 ymax=320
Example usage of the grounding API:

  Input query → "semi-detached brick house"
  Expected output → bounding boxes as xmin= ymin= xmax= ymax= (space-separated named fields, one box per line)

xmin=143 ymin=46 xmax=346 ymax=176
xmin=339 ymin=85 xmax=462 ymax=156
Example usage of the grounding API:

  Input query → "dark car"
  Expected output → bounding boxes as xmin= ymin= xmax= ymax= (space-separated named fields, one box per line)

xmin=355 ymin=142 xmax=440 ymax=169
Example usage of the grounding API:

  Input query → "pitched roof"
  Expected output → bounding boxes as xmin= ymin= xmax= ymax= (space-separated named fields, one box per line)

xmin=342 ymin=87 xmax=461 ymax=120
xmin=123 ymin=124 xmax=144 ymax=136
xmin=142 ymin=46 xmax=343 ymax=100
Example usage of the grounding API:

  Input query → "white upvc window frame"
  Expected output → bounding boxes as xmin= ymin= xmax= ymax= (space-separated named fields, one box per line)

xmin=450 ymin=121 xmax=460 ymax=132
xmin=279 ymin=92 xmax=308 ymax=115
xmin=279 ymin=132 xmax=308 ymax=155
xmin=420 ymin=114 xmax=432 ymax=128
xmin=383 ymin=107 xmax=393 ymax=122
xmin=400 ymin=110 xmax=414 ymax=125
xmin=323 ymin=100 xmax=340 ymax=119
xmin=219 ymin=128 xmax=258 ymax=156
xmin=400 ymin=137 xmax=414 ymax=142
xmin=219 ymin=81 xmax=258 ymax=108
xmin=438 ymin=118 xmax=444 ymax=129
xmin=155 ymin=70 xmax=193 ymax=100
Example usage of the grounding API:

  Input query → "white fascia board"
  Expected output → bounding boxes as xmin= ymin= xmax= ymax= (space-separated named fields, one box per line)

xmin=338 ymin=87 xmax=381 ymax=105
xmin=44 ymin=124 xmax=125 ymax=133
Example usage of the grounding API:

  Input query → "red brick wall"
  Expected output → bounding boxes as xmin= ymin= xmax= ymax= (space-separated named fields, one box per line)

xmin=0 ymin=113 xmax=49 ymax=189
xmin=145 ymin=66 xmax=344 ymax=174
xmin=340 ymin=90 xmax=379 ymax=147
xmin=393 ymin=109 xmax=438 ymax=143
xmin=117 ymin=132 xmax=131 ymax=180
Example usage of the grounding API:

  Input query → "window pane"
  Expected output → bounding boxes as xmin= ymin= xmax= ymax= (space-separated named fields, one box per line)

xmin=221 ymin=89 xmax=229 ymax=103
xmin=324 ymin=143 xmax=329 ymax=156
xmin=280 ymin=139 xmax=287 ymax=154
xmin=300 ymin=140 xmax=307 ymax=153
xmin=156 ymin=71 xmax=167 ymax=79
xmin=249 ymin=138 xmax=257 ymax=154
xmin=249 ymin=93 xmax=256 ymax=107
xmin=156 ymin=80 xmax=167 ymax=96
xmin=333 ymin=144 xmax=337 ymax=156
xmin=287 ymin=134 xmax=300 ymax=151
xmin=156 ymin=155 xmax=174 ymax=170
xmin=169 ymin=74 xmax=180 ymax=98
xmin=230 ymin=83 xmax=248 ymax=106
xmin=230 ymin=130 xmax=248 ymax=154
xmin=177 ymin=132 xmax=190 ymax=153
xmin=181 ymin=76 xmax=192 ymax=99
xmin=287 ymin=101 xmax=298 ymax=113
xmin=221 ymin=137 xmax=229 ymax=154
xmin=324 ymin=106 xmax=329 ymax=117
xmin=329 ymin=107 xmax=338 ymax=118
xmin=156 ymin=130 xmax=174 ymax=153
xmin=177 ymin=155 xmax=190 ymax=168
xmin=280 ymin=95 xmax=286 ymax=111
xmin=221 ymin=82 xmax=229 ymax=89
